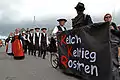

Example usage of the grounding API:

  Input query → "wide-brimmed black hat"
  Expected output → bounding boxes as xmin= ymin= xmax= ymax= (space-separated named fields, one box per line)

xmin=35 ymin=27 xmax=40 ymax=30
xmin=41 ymin=28 xmax=47 ymax=30
xmin=57 ymin=19 xmax=67 ymax=22
xmin=30 ymin=28 xmax=34 ymax=31
xmin=26 ymin=31 xmax=30 ymax=33
xmin=75 ymin=2 xmax=85 ymax=11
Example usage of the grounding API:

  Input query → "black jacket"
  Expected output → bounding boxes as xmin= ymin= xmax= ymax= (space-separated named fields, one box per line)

xmin=72 ymin=14 xmax=93 ymax=28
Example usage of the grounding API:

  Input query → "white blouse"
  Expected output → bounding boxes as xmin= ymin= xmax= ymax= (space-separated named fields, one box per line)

xmin=52 ymin=26 xmax=66 ymax=35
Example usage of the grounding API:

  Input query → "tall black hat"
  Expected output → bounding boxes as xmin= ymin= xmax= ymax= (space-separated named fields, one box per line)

xmin=75 ymin=2 xmax=85 ymax=11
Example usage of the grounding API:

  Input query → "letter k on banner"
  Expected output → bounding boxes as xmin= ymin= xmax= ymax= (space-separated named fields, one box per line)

xmin=61 ymin=35 xmax=66 ymax=45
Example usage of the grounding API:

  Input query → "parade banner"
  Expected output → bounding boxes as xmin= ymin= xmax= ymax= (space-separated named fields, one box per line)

xmin=57 ymin=22 xmax=112 ymax=80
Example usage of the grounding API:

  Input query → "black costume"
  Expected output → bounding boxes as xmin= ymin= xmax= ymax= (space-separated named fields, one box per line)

xmin=109 ymin=22 xmax=120 ymax=80
xmin=25 ymin=32 xmax=30 ymax=54
xmin=72 ymin=2 xmax=93 ymax=29
xmin=57 ymin=26 xmax=66 ymax=32
xmin=22 ymin=34 xmax=28 ymax=53
xmin=40 ymin=33 xmax=48 ymax=59
xmin=110 ymin=30 xmax=120 ymax=80
xmin=34 ymin=32 xmax=40 ymax=56
xmin=28 ymin=33 xmax=34 ymax=55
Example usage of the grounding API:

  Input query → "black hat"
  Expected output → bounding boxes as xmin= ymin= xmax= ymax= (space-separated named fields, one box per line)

xmin=35 ymin=27 xmax=40 ymax=30
xmin=30 ymin=28 xmax=34 ymax=31
xmin=57 ymin=19 xmax=67 ymax=22
xmin=75 ymin=2 xmax=85 ymax=11
xmin=26 ymin=31 xmax=30 ymax=33
xmin=41 ymin=28 xmax=47 ymax=30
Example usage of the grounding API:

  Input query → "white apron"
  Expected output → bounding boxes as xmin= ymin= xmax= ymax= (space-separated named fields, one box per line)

xmin=6 ymin=40 xmax=12 ymax=53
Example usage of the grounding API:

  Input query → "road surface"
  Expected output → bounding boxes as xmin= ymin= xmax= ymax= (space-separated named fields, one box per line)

xmin=0 ymin=47 xmax=79 ymax=80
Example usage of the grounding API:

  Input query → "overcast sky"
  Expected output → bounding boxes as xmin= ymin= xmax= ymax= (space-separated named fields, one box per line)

xmin=0 ymin=0 xmax=120 ymax=22
xmin=0 ymin=0 xmax=120 ymax=36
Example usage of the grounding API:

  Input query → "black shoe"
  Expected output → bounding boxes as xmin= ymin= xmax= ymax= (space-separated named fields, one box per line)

xmin=43 ymin=57 xmax=45 ymax=59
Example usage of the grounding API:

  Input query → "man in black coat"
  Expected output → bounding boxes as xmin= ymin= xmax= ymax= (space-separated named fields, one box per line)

xmin=25 ymin=30 xmax=30 ymax=54
xmin=28 ymin=28 xmax=34 ymax=55
xmin=21 ymin=31 xmax=28 ymax=53
xmin=72 ymin=2 xmax=93 ymax=29
xmin=33 ymin=27 xmax=41 ymax=57
xmin=40 ymin=28 xmax=49 ymax=59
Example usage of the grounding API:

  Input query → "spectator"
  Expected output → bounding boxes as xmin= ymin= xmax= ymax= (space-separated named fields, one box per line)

xmin=104 ymin=13 xmax=118 ymax=30
xmin=104 ymin=13 xmax=120 ymax=80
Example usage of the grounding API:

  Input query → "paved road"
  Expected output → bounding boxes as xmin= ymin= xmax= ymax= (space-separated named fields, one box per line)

xmin=0 ymin=47 xmax=79 ymax=80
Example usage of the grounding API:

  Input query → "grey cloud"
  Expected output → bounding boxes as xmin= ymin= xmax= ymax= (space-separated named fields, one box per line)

xmin=0 ymin=0 xmax=120 ymax=37
xmin=0 ymin=0 xmax=22 ymax=22
xmin=1 ymin=14 xmax=120 ymax=36
xmin=114 ymin=11 xmax=120 ymax=25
